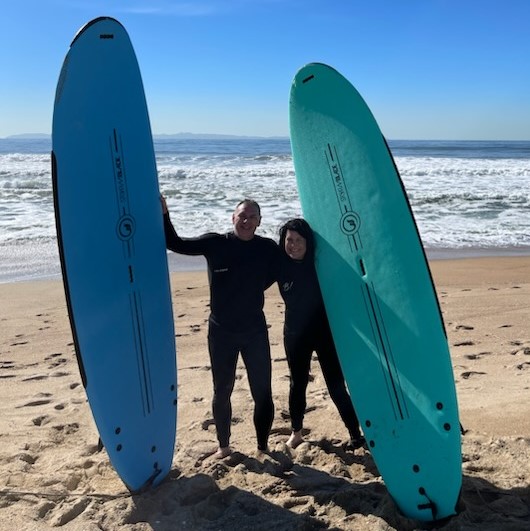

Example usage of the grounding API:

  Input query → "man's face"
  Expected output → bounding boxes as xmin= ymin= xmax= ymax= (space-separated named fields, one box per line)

xmin=232 ymin=203 xmax=261 ymax=241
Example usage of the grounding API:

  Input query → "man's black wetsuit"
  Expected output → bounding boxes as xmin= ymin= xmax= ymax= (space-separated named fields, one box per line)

xmin=277 ymin=254 xmax=361 ymax=441
xmin=164 ymin=213 xmax=279 ymax=450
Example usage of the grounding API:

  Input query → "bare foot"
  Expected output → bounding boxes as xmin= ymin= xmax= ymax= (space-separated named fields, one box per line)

xmin=254 ymin=447 xmax=270 ymax=461
xmin=286 ymin=430 xmax=303 ymax=449
xmin=214 ymin=446 xmax=232 ymax=459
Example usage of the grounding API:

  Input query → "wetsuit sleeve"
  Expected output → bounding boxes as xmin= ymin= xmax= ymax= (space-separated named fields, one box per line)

xmin=163 ymin=212 xmax=215 ymax=256
xmin=264 ymin=240 xmax=281 ymax=289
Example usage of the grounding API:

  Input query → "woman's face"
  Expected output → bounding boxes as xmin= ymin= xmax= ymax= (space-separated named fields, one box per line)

xmin=284 ymin=229 xmax=307 ymax=260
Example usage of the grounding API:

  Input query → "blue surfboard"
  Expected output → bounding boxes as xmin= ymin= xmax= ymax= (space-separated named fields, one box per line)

xmin=289 ymin=63 xmax=462 ymax=521
xmin=52 ymin=17 xmax=177 ymax=492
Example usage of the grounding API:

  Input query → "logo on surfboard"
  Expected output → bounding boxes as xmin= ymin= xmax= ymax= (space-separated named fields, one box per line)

xmin=117 ymin=215 xmax=135 ymax=240
xmin=340 ymin=211 xmax=360 ymax=235
xmin=325 ymin=143 xmax=362 ymax=245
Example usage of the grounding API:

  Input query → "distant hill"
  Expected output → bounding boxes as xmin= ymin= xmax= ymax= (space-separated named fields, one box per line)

xmin=5 ymin=133 xmax=51 ymax=139
xmin=153 ymin=133 xmax=288 ymax=140
xmin=3 ymin=132 xmax=288 ymax=140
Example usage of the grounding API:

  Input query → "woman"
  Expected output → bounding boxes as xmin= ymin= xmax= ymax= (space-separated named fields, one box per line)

xmin=278 ymin=218 xmax=364 ymax=450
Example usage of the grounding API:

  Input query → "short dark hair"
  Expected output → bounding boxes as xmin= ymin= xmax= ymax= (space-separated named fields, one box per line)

xmin=279 ymin=218 xmax=315 ymax=260
xmin=235 ymin=199 xmax=261 ymax=217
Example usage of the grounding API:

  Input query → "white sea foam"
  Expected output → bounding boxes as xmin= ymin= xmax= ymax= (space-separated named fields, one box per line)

xmin=1 ymin=138 xmax=529 ymax=282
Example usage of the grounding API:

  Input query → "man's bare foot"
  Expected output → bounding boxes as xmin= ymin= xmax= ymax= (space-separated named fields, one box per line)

xmin=254 ymin=447 xmax=271 ymax=462
xmin=214 ymin=446 xmax=232 ymax=459
xmin=286 ymin=430 xmax=303 ymax=449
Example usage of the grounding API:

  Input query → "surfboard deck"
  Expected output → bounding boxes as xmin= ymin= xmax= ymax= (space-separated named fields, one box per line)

xmin=52 ymin=17 xmax=177 ymax=492
xmin=289 ymin=63 xmax=462 ymax=521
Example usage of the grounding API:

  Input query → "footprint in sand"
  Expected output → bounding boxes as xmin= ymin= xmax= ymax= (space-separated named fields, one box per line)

xmin=461 ymin=371 xmax=487 ymax=379
xmin=52 ymin=423 xmax=80 ymax=435
xmin=510 ymin=347 xmax=530 ymax=356
xmin=45 ymin=353 xmax=68 ymax=369
xmin=455 ymin=324 xmax=474 ymax=331
xmin=22 ymin=374 xmax=49 ymax=382
xmin=270 ymin=426 xmax=292 ymax=437
xmin=464 ymin=352 xmax=492 ymax=360
xmin=18 ymin=392 xmax=53 ymax=408
xmin=51 ymin=371 xmax=70 ymax=378
xmin=453 ymin=340 xmax=475 ymax=347
xmin=49 ymin=498 xmax=91 ymax=527
xmin=32 ymin=415 xmax=51 ymax=426
xmin=20 ymin=398 xmax=53 ymax=408
xmin=201 ymin=418 xmax=216 ymax=431
xmin=280 ymin=409 xmax=291 ymax=420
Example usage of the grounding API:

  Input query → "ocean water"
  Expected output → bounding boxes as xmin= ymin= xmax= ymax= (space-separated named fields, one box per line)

xmin=1 ymin=136 xmax=529 ymax=283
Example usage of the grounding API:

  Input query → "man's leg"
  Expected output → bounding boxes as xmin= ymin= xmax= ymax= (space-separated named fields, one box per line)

xmin=208 ymin=323 xmax=239 ymax=451
xmin=240 ymin=329 xmax=274 ymax=451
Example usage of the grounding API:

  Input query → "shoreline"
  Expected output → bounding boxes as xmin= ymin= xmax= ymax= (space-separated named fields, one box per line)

xmin=2 ymin=246 xmax=530 ymax=285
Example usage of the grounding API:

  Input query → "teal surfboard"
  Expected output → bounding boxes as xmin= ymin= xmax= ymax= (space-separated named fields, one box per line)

xmin=289 ymin=63 xmax=462 ymax=521
xmin=52 ymin=17 xmax=177 ymax=492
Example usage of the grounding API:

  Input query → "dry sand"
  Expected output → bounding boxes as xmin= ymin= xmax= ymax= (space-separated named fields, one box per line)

xmin=1 ymin=257 xmax=529 ymax=530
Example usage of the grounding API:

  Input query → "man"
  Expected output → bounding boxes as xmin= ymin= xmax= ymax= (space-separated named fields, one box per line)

xmin=162 ymin=197 xmax=279 ymax=457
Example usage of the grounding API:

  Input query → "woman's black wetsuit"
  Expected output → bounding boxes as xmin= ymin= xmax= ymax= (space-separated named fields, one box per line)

xmin=278 ymin=254 xmax=361 ymax=441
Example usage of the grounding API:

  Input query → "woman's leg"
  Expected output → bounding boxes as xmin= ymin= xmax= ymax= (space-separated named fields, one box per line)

xmin=284 ymin=334 xmax=313 ymax=434
xmin=317 ymin=340 xmax=362 ymax=440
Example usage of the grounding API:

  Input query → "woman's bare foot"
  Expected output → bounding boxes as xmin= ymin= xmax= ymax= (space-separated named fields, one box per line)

xmin=214 ymin=446 xmax=232 ymax=459
xmin=286 ymin=430 xmax=303 ymax=449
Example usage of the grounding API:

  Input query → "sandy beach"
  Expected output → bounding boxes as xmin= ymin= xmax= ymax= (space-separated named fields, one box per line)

xmin=1 ymin=256 xmax=529 ymax=530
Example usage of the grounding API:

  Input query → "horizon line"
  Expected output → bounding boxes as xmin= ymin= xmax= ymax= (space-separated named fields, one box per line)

xmin=2 ymin=133 xmax=530 ymax=142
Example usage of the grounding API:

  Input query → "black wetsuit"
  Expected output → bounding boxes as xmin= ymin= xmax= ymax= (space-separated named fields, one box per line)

xmin=277 ymin=255 xmax=361 ymax=440
xmin=164 ymin=214 xmax=279 ymax=450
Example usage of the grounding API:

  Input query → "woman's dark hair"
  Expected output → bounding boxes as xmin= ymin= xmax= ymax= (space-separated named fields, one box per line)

xmin=279 ymin=218 xmax=315 ymax=260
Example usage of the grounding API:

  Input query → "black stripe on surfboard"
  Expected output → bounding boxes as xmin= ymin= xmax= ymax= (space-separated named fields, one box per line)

xmin=130 ymin=291 xmax=154 ymax=416
xmin=361 ymin=282 xmax=408 ymax=421
xmin=324 ymin=144 xmax=362 ymax=252
xmin=110 ymin=129 xmax=135 ymax=259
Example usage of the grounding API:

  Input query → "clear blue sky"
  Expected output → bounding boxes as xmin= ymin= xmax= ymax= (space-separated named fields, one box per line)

xmin=1 ymin=0 xmax=529 ymax=140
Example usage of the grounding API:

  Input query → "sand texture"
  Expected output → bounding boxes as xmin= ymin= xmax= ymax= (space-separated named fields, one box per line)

xmin=1 ymin=257 xmax=529 ymax=530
